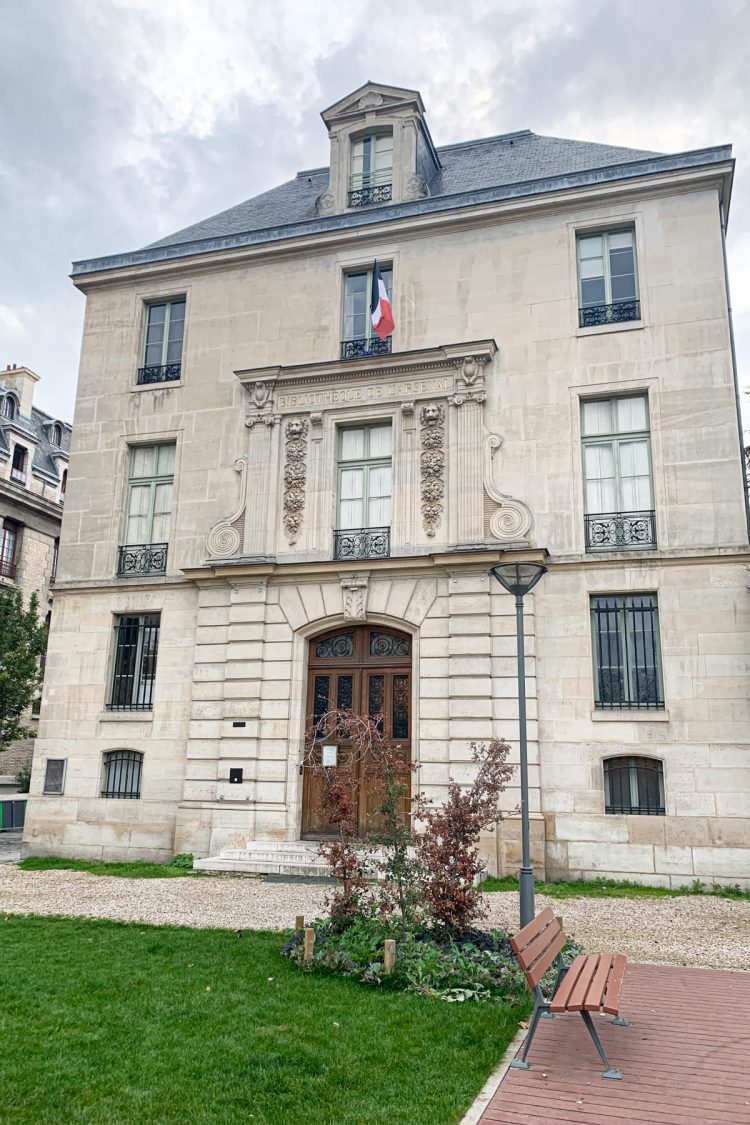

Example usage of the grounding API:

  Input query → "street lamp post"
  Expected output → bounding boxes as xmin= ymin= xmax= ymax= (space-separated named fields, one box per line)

xmin=489 ymin=561 xmax=547 ymax=928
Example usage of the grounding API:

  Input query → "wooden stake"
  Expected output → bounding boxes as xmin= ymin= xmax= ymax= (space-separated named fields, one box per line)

xmin=303 ymin=927 xmax=315 ymax=963
xmin=295 ymin=915 xmax=304 ymax=932
xmin=383 ymin=939 xmax=396 ymax=975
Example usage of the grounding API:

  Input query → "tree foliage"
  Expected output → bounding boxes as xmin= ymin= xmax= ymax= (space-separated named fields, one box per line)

xmin=0 ymin=587 xmax=48 ymax=752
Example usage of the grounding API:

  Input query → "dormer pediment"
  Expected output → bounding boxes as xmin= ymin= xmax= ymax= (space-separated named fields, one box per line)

xmin=321 ymin=82 xmax=425 ymax=128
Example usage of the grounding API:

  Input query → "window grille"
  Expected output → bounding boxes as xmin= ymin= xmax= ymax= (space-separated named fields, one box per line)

xmin=591 ymin=594 xmax=664 ymax=709
xmin=604 ymin=756 xmax=665 ymax=815
xmin=102 ymin=750 xmax=143 ymax=799
xmin=108 ymin=614 xmax=160 ymax=711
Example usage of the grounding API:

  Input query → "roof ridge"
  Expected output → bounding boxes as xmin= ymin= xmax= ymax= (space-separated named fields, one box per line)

xmin=436 ymin=129 xmax=534 ymax=153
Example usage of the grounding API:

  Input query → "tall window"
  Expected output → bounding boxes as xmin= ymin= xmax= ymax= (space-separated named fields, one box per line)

xmin=349 ymin=133 xmax=393 ymax=206
xmin=51 ymin=423 xmax=63 ymax=446
xmin=581 ymin=396 xmax=655 ymax=550
xmin=2 ymin=394 xmax=17 ymax=419
xmin=604 ymin=756 xmax=665 ymax=815
xmin=102 ymin=750 xmax=143 ymax=799
xmin=577 ymin=228 xmax=639 ymax=327
xmin=108 ymin=614 xmax=160 ymax=711
xmin=11 ymin=444 xmax=27 ymax=483
xmin=0 ymin=519 xmax=18 ymax=578
xmin=137 ymin=298 xmax=185 ymax=384
xmin=43 ymin=759 xmax=67 ymax=795
xmin=335 ymin=424 xmax=392 ymax=560
xmin=119 ymin=444 xmax=174 ymax=576
xmin=342 ymin=266 xmax=393 ymax=359
xmin=50 ymin=538 xmax=59 ymax=584
xmin=591 ymin=594 xmax=664 ymax=710
xmin=60 ymin=469 xmax=67 ymax=503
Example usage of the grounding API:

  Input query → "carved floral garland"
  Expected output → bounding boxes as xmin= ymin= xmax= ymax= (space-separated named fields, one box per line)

xmin=420 ymin=403 xmax=445 ymax=537
xmin=283 ymin=418 xmax=308 ymax=544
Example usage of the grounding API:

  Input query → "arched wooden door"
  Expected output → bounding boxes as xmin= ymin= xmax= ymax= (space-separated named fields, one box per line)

xmin=301 ymin=624 xmax=412 ymax=838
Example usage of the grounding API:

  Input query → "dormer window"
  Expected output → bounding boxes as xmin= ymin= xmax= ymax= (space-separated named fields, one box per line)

xmin=349 ymin=133 xmax=393 ymax=207
xmin=11 ymin=444 xmax=28 ymax=483
xmin=51 ymin=423 xmax=63 ymax=446
xmin=2 ymin=394 xmax=18 ymax=420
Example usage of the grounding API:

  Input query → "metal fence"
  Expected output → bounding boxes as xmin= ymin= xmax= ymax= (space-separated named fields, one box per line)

xmin=591 ymin=595 xmax=664 ymax=709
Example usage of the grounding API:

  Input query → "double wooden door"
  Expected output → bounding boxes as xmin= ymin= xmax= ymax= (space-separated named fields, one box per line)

xmin=301 ymin=624 xmax=412 ymax=838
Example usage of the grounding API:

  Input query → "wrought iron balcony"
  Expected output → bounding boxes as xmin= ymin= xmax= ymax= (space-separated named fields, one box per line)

xmin=117 ymin=542 xmax=168 ymax=577
xmin=585 ymin=510 xmax=656 ymax=552
xmin=334 ymin=527 xmax=390 ymax=561
xmin=136 ymin=362 xmax=182 ymax=386
xmin=579 ymin=300 xmax=640 ymax=328
xmin=10 ymin=468 xmax=27 ymax=484
xmin=340 ymin=336 xmax=392 ymax=361
xmin=347 ymin=183 xmax=392 ymax=208
xmin=0 ymin=557 xmax=16 ymax=579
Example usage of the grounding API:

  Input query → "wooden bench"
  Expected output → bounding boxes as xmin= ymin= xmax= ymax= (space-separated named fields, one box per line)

xmin=510 ymin=906 xmax=629 ymax=1079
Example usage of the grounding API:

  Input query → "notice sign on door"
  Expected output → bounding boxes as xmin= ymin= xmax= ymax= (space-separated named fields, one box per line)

xmin=322 ymin=744 xmax=338 ymax=767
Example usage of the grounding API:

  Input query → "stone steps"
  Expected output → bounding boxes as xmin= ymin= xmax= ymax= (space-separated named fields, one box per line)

xmin=193 ymin=841 xmax=395 ymax=878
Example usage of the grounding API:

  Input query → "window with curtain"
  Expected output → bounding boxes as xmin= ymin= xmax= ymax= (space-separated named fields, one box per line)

xmin=348 ymin=133 xmax=393 ymax=206
xmin=124 ymin=444 xmax=175 ymax=547
xmin=604 ymin=756 xmax=665 ymax=815
xmin=337 ymin=424 xmax=392 ymax=532
xmin=581 ymin=395 xmax=656 ymax=550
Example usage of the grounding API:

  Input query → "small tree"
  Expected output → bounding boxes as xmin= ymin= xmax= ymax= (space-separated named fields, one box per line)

xmin=0 ymin=588 xmax=47 ymax=754
xmin=367 ymin=737 xmax=421 ymax=931
xmin=415 ymin=738 xmax=513 ymax=935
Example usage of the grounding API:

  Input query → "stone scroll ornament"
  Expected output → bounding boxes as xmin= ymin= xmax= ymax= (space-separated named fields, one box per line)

xmin=282 ymin=418 xmax=309 ymax=545
xmin=206 ymin=458 xmax=248 ymax=558
xmin=420 ymin=403 xmax=445 ymax=537
xmin=483 ymin=433 xmax=533 ymax=541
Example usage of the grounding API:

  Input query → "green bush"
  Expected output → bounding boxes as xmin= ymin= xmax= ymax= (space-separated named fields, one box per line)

xmin=14 ymin=768 xmax=31 ymax=793
xmin=168 ymin=852 xmax=194 ymax=870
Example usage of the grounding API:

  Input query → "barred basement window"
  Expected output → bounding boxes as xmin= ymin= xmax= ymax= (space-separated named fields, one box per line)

xmin=102 ymin=749 xmax=143 ymax=800
xmin=108 ymin=614 xmax=160 ymax=711
xmin=43 ymin=759 xmax=67 ymax=795
xmin=604 ymin=756 xmax=664 ymax=815
xmin=591 ymin=594 xmax=664 ymax=709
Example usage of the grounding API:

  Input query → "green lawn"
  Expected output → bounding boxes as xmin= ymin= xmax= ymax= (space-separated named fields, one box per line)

xmin=0 ymin=915 xmax=525 ymax=1125
xmin=17 ymin=856 xmax=203 ymax=879
xmin=481 ymin=874 xmax=750 ymax=900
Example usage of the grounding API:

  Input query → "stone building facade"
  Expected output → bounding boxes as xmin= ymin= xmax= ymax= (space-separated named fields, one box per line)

xmin=0 ymin=365 xmax=70 ymax=786
xmin=23 ymin=83 xmax=750 ymax=886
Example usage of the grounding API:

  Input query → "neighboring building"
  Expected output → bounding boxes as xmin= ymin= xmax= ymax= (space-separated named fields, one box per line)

xmin=23 ymin=82 xmax=750 ymax=887
xmin=0 ymin=365 xmax=70 ymax=789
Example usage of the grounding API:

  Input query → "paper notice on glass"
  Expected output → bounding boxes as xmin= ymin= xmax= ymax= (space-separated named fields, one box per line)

xmin=322 ymin=744 xmax=338 ymax=767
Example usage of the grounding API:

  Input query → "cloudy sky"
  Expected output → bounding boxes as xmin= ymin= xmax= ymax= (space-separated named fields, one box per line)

xmin=1 ymin=0 xmax=749 ymax=427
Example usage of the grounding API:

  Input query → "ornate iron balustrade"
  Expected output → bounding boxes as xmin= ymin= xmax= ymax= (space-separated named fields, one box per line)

xmin=117 ymin=542 xmax=168 ymax=577
xmin=579 ymin=300 xmax=640 ymax=328
xmin=136 ymin=362 xmax=182 ymax=385
xmin=347 ymin=183 xmax=392 ymax=208
xmin=585 ymin=510 xmax=656 ymax=552
xmin=334 ymin=527 xmax=390 ymax=561
xmin=0 ymin=557 xmax=16 ymax=579
xmin=340 ymin=336 xmax=392 ymax=360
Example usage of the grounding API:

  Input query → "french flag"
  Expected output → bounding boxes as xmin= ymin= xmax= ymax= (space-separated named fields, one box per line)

xmin=370 ymin=260 xmax=395 ymax=341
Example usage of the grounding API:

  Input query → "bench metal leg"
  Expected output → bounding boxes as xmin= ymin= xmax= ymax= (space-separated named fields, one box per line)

xmin=579 ymin=1010 xmax=622 ymax=1079
xmin=511 ymin=1001 xmax=546 ymax=1070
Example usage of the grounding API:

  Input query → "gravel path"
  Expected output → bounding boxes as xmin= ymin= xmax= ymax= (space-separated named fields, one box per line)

xmin=0 ymin=865 xmax=748 ymax=971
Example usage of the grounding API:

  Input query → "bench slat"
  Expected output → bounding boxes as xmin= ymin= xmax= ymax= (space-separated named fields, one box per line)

xmin=602 ymin=953 xmax=627 ymax=1015
xmin=567 ymin=954 xmax=601 ymax=1011
xmin=510 ymin=906 xmax=555 ymax=958
xmin=549 ymin=954 xmax=588 ymax=1012
xmin=527 ymin=929 xmax=567 ymax=988
xmin=584 ymin=953 xmax=613 ymax=1011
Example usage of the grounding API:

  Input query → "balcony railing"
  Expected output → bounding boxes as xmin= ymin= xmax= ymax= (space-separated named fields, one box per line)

xmin=0 ymin=557 xmax=16 ymax=579
xmin=585 ymin=510 xmax=656 ymax=552
xmin=136 ymin=362 xmax=182 ymax=386
xmin=348 ymin=183 xmax=392 ymax=208
xmin=579 ymin=299 xmax=640 ymax=328
xmin=334 ymin=527 xmax=390 ymax=561
xmin=10 ymin=468 xmax=27 ymax=484
xmin=340 ymin=336 xmax=392 ymax=361
xmin=117 ymin=542 xmax=168 ymax=577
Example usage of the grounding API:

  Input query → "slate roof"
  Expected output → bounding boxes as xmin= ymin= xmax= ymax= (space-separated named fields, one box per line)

xmin=0 ymin=386 xmax=71 ymax=483
xmin=144 ymin=131 xmax=660 ymax=252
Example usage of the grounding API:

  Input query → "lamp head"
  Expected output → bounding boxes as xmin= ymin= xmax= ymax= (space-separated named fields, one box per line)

xmin=489 ymin=561 xmax=547 ymax=598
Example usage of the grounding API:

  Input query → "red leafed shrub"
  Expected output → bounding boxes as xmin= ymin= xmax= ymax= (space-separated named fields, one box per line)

xmin=415 ymin=739 xmax=513 ymax=934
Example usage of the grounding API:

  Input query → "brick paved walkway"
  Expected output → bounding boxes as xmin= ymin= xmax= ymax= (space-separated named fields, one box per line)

xmin=481 ymin=963 xmax=750 ymax=1125
xmin=0 ymin=831 xmax=22 ymax=864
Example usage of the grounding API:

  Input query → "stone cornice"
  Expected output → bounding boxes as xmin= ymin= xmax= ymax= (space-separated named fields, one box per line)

xmin=0 ymin=479 xmax=64 ymax=525
xmin=70 ymin=154 xmax=734 ymax=289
